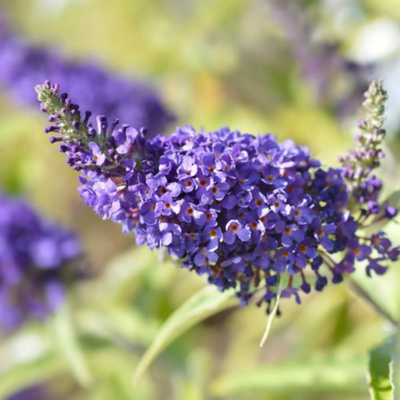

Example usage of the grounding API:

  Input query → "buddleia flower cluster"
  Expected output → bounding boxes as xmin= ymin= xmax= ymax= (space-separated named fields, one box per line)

xmin=35 ymin=80 xmax=398 ymax=313
xmin=0 ymin=191 xmax=83 ymax=328
xmin=0 ymin=29 xmax=174 ymax=136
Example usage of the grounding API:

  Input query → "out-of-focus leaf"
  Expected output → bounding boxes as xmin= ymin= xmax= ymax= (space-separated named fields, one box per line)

xmin=368 ymin=334 xmax=400 ymax=400
xmin=51 ymin=304 xmax=92 ymax=388
xmin=348 ymin=272 xmax=399 ymax=327
xmin=0 ymin=328 xmax=61 ymax=398
xmin=77 ymin=306 xmax=160 ymax=349
xmin=133 ymin=285 xmax=237 ymax=384
xmin=102 ymin=247 xmax=157 ymax=303
xmin=169 ymin=349 xmax=212 ymax=400
xmin=80 ymin=350 xmax=155 ymax=400
xmin=0 ymin=330 xmax=50 ymax=375
xmin=0 ymin=354 xmax=63 ymax=399
xmin=386 ymin=190 xmax=400 ymax=209
xmin=212 ymin=354 xmax=368 ymax=397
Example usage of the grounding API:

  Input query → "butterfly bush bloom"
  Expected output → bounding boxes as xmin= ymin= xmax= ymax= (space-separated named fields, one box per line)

xmin=0 ymin=191 xmax=83 ymax=328
xmin=0 ymin=31 xmax=174 ymax=136
xmin=36 ymin=80 xmax=398 ymax=313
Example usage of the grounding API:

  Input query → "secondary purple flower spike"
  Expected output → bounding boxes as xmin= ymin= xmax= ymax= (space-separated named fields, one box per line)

xmin=0 ymin=191 xmax=83 ymax=329
xmin=0 ymin=32 xmax=174 ymax=136
xmin=36 ymin=80 xmax=398 ymax=314
xmin=266 ymin=0 xmax=371 ymax=118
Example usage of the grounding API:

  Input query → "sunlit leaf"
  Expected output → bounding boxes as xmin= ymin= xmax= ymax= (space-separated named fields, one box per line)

xmin=348 ymin=273 xmax=399 ymax=326
xmin=386 ymin=190 xmax=400 ymax=209
xmin=133 ymin=285 xmax=237 ymax=384
xmin=212 ymin=354 xmax=368 ymax=397
xmin=0 ymin=328 xmax=61 ymax=398
xmin=51 ymin=304 xmax=93 ymax=387
xmin=368 ymin=334 xmax=400 ymax=400
xmin=102 ymin=247 xmax=157 ymax=303
xmin=0 ymin=354 xmax=63 ymax=399
xmin=0 ymin=329 xmax=50 ymax=375
xmin=259 ymin=275 xmax=282 ymax=347
xmin=77 ymin=306 xmax=160 ymax=349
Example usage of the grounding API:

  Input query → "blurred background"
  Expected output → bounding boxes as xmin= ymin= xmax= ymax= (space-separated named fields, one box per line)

xmin=1 ymin=0 xmax=400 ymax=399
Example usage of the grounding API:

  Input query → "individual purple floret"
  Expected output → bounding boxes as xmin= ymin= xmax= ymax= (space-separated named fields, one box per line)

xmin=0 ymin=191 xmax=83 ymax=329
xmin=35 ymin=80 xmax=398 ymax=313
xmin=0 ymin=32 xmax=174 ymax=136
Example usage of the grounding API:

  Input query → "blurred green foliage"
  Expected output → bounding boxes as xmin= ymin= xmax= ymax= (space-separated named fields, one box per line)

xmin=1 ymin=0 xmax=400 ymax=399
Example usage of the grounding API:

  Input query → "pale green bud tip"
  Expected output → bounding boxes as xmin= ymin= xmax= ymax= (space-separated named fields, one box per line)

xmin=35 ymin=84 xmax=46 ymax=100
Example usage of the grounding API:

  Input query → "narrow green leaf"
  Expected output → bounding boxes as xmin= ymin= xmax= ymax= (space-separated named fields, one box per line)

xmin=102 ymin=247 xmax=157 ymax=302
xmin=0 ymin=329 xmax=61 ymax=399
xmin=0 ymin=354 xmax=64 ymax=399
xmin=51 ymin=304 xmax=93 ymax=387
xmin=133 ymin=285 xmax=237 ymax=384
xmin=212 ymin=354 xmax=368 ymax=397
xmin=368 ymin=334 xmax=400 ymax=400
xmin=260 ymin=275 xmax=282 ymax=347
xmin=0 ymin=330 xmax=49 ymax=375
xmin=386 ymin=190 xmax=400 ymax=209
xmin=348 ymin=275 xmax=399 ymax=327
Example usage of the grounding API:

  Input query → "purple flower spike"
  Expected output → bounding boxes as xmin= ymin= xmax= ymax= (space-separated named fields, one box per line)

xmin=35 ymin=80 xmax=399 ymax=315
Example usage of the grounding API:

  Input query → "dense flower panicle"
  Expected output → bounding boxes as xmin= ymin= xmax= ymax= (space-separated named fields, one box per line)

xmin=36 ymin=80 xmax=399 ymax=312
xmin=0 ymin=191 xmax=83 ymax=328
xmin=0 ymin=33 xmax=174 ymax=136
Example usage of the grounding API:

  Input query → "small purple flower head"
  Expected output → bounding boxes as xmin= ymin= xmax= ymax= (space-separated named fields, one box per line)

xmin=0 ymin=191 xmax=84 ymax=329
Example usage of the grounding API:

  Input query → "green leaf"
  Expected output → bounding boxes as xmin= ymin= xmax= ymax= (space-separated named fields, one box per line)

xmin=348 ymin=273 xmax=399 ymax=326
xmin=368 ymin=334 xmax=400 ymax=400
xmin=51 ymin=304 xmax=93 ymax=388
xmin=259 ymin=275 xmax=282 ymax=347
xmin=386 ymin=190 xmax=400 ymax=209
xmin=101 ymin=247 xmax=157 ymax=303
xmin=0 ymin=329 xmax=62 ymax=399
xmin=133 ymin=285 xmax=237 ymax=384
xmin=0 ymin=354 xmax=64 ymax=399
xmin=212 ymin=354 xmax=368 ymax=397
xmin=0 ymin=329 xmax=50 ymax=375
